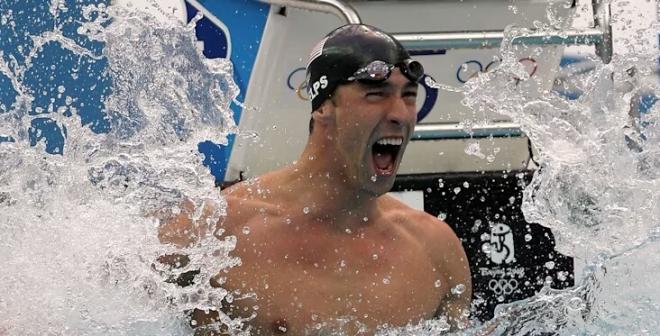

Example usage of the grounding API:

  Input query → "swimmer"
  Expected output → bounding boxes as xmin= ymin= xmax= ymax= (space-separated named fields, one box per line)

xmin=159 ymin=24 xmax=471 ymax=335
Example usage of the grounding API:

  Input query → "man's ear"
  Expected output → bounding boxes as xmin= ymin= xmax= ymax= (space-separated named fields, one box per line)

xmin=312 ymin=96 xmax=335 ymax=125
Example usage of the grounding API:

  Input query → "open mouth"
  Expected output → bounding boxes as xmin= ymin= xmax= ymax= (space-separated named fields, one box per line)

xmin=371 ymin=137 xmax=403 ymax=176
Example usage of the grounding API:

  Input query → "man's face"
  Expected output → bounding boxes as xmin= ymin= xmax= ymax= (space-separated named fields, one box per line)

xmin=327 ymin=69 xmax=418 ymax=196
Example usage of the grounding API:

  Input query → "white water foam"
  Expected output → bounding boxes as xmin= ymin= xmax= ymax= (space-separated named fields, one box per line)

xmin=0 ymin=4 xmax=249 ymax=335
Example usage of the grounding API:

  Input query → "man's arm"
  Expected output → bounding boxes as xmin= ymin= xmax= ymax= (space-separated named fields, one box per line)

xmin=434 ymin=221 xmax=473 ymax=330
xmin=153 ymin=198 xmax=231 ymax=333
xmin=156 ymin=198 xmax=220 ymax=247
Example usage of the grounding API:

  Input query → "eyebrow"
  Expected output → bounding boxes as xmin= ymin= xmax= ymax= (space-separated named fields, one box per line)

xmin=403 ymin=82 xmax=418 ymax=90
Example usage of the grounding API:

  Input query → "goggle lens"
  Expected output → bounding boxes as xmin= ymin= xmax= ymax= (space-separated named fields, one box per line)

xmin=347 ymin=60 xmax=424 ymax=84
xmin=402 ymin=59 xmax=424 ymax=82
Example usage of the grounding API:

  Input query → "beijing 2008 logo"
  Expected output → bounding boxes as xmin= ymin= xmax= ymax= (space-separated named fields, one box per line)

xmin=485 ymin=223 xmax=515 ymax=265
xmin=488 ymin=278 xmax=519 ymax=295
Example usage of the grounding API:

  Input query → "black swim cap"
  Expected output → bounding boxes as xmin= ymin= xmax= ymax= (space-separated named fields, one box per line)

xmin=305 ymin=24 xmax=419 ymax=111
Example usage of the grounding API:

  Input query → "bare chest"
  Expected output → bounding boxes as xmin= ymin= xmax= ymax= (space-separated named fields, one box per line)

xmin=220 ymin=227 xmax=448 ymax=335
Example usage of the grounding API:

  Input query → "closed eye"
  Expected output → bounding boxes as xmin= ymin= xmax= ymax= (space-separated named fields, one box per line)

xmin=402 ymin=90 xmax=418 ymax=104
xmin=365 ymin=90 xmax=387 ymax=101
xmin=403 ymin=91 xmax=417 ymax=98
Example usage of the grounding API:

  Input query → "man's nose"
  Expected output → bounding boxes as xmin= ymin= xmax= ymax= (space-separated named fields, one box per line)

xmin=386 ymin=95 xmax=415 ymax=127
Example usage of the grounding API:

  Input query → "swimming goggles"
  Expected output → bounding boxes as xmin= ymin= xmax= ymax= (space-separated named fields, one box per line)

xmin=346 ymin=59 xmax=425 ymax=84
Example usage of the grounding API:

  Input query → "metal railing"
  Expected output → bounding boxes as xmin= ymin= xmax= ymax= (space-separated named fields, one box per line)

xmin=258 ymin=0 xmax=611 ymax=64
xmin=257 ymin=0 xmax=361 ymax=23
xmin=412 ymin=122 xmax=524 ymax=140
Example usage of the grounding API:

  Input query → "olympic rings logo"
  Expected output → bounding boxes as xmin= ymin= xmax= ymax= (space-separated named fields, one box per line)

xmin=456 ymin=57 xmax=537 ymax=85
xmin=287 ymin=67 xmax=311 ymax=101
xmin=488 ymin=278 xmax=519 ymax=296
xmin=286 ymin=67 xmax=438 ymax=122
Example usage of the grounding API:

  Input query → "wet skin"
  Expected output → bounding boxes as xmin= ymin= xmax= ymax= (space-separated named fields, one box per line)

xmin=159 ymin=70 xmax=472 ymax=335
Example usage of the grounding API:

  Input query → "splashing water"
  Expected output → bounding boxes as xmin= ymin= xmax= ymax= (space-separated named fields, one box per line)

xmin=455 ymin=18 xmax=660 ymax=336
xmin=384 ymin=5 xmax=660 ymax=335
xmin=1 ymin=1 xmax=659 ymax=335
xmin=0 ymin=4 xmax=247 ymax=335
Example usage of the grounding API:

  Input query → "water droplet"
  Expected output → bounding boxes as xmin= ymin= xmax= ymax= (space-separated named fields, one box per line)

xmin=362 ymin=217 xmax=368 ymax=222
xmin=544 ymin=276 xmax=554 ymax=286
xmin=509 ymin=196 xmax=516 ymax=204
xmin=462 ymin=181 xmax=470 ymax=188
xmin=557 ymin=271 xmax=568 ymax=281
xmin=382 ymin=276 xmax=391 ymax=285
xmin=437 ymin=212 xmax=447 ymax=220
xmin=451 ymin=284 xmax=466 ymax=295
xmin=370 ymin=175 xmax=377 ymax=182
xmin=372 ymin=254 xmax=379 ymax=260
xmin=302 ymin=207 xmax=310 ymax=214
xmin=464 ymin=142 xmax=486 ymax=159
xmin=242 ymin=226 xmax=250 ymax=235
xmin=481 ymin=243 xmax=492 ymax=254
xmin=240 ymin=130 xmax=260 ymax=142
xmin=480 ymin=233 xmax=490 ymax=241
xmin=339 ymin=260 xmax=346 ymax=268
xmin=545 ymin=261 xmax=556 ymax=270
xmin=434 ymin=280 xmax=442 ymax=288
xmin=525 ymin=234 xmax=532 ymax=242
xmin=57 ymin=85 xmax=65 ymax=93
xmin=453 ymin=187 xmax=461 ymax=194
xmin=470 ymin=219 xmax=482 ymax=233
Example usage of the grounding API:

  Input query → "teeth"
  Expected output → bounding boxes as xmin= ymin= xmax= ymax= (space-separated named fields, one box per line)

xmin=376 ymin=137 xmax=403 ymax=146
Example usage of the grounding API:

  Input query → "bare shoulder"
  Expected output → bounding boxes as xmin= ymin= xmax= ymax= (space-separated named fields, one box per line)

xmin=389 ymin=197 xmax=466 ymax=273
xmin=380 ymin=195 xmax=462 ymax=253
xmin=219 ymin=176 xmax=281 ymax=232
xmin=380 ymin=195 xmax=471 ymax=327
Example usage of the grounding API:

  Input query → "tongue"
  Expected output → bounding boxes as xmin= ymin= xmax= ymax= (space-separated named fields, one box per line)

xmin=374 ymin=151 xmax=393 ymax=171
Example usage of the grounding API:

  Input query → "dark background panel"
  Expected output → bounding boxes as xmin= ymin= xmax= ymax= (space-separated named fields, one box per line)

xmin=393 ymin=169 xmax=574 ymax=321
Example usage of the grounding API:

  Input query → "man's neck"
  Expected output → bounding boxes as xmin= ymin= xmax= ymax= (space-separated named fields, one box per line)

xmin=273 ymin=145 xmax=380 ymax=226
